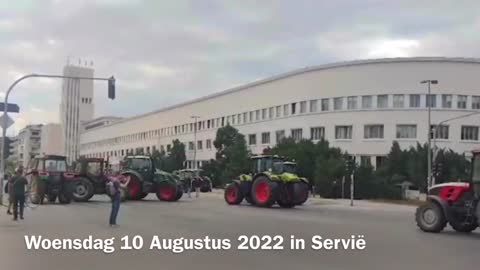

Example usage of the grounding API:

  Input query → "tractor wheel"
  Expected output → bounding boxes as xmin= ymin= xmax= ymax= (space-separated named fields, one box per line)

xmin=449 ymin=210 xmax=478 ymax=233
xmin=252 ymin=176 xmax=277 ymax=207
xmin=294 ymin=182 xmax=309 ymax=205
xmin=72 ymin=178 xmax=94 ymax=202
xmin=415 ymin=201 xmax=447 ymax=233
xmin=58 ymin=192 xmax=71 ymax=204
xmin=156 ymin=182 xmax=177 ymax=201
xmin=48 ymin=194 xmax=57 ymax=203
xmin=224 ymin=183 xmax=244 ymax=205
xmin=126 ymin=175 xmax=143 ymax=200
xmin=174 ymin=186 xmax=183 ymax=201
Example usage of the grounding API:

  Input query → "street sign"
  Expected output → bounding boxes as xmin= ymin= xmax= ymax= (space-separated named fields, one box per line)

xmin=0 ymin=103 xmax=20 ymax=113
xmin=0 ymin=114 xmax=14 ymax=129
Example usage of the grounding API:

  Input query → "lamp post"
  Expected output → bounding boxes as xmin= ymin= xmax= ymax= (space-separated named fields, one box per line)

xmin=420 ymin=79 xmax=438 ymax=189
xmin=191 ymin=115 xmax=200 ymax=169
xmin=0 ymin=74 xmax=115 ymax=203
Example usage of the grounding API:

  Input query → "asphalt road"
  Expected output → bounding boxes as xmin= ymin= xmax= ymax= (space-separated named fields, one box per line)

xmin=0 ymin=191 xmax=478 ymax=270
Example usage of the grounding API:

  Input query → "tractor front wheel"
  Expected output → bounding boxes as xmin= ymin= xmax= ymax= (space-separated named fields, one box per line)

xmin=72 ymin=178 xmax=94 ymax=202
xmin=252 ymin=176 xmax=277 ymax=207
xmin=415 ymin=201 xmax=447 ymax=233
xmin=126 ymin=175 xmax=143 ymax=200
xmin=224 ymin=183 xmax=243 ymax=205
xmin=156 ymin=182 xmax=177 ymax=201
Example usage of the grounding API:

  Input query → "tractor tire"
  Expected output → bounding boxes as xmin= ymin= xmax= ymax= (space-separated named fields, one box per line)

xmin=252 ymin=176 xmax=277 ymax=207
xmin=126 ymin=175 xmax=143 ymax=200
xmin=449 ymin=221 xmax=478 ymax=233
xmin=224 ymin=183 xmax=244 ymax=205
xmin=415 ymin=201 xmax=447 ymax=233
xmin=156 ymin=182 xmax=177 ymax=201
xmin=294 ymin=182 xmax=309 ymax=205
xmin=174 ymin=187 xmax=183 ymax=201
xmin=48 ymin=194 xmax=57 ymax=203
xmin=58 ymin=192 xmax=71 ymax=204
xmin=277 ymin=199 xmax=295 ymax=208
xmin=72 ymin=178 xmax=94 ymax=202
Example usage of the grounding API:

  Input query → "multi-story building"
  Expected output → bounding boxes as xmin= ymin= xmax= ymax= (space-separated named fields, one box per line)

xmin=10 ymin=124 xmax=43 ymax=168
xmin=40 ymin=123 xmax=64 ymax=156
xmin=60 ymin=64 xmax=95 ymax=163
xmin=82 ymin=116 xmax=123 ymax=132
xmin=79 ymin=57 xmax=480 ymax=169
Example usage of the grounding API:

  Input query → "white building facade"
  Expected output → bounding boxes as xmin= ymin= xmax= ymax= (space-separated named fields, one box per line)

xmin=80 ymin=57 xmax=480 ymax=168
xmin=60 ymin=64 xmax=95 ymax=163
xmin=40 ymin=123 xmax=64 ymax=156
xmin=10 ymin=124 xmax=43 ymax=168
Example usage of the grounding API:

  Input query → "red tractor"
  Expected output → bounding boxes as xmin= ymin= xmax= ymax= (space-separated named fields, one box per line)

xmin=415 ymin=150 xmax=480 ymax=233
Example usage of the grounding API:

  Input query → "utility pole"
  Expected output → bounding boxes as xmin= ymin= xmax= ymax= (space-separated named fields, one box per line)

xmin=420 ymin=80 xmax=438 ymax=190
xmin=0 ymin=74 xmax=115 ymax=204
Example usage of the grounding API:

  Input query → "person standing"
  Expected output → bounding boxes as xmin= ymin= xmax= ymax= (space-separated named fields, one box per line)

xmin=108 ymin=175 xmax=130 ymax=227
xmin=5 ymin=174 xmax=14 ymax=215
xmin=11 ymin=167 xmax=28 ymax=221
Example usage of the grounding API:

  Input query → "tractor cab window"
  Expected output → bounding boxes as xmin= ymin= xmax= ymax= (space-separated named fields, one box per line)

xmin=45 ymin=160 xmax=67 ymax=172
xmin=283 ymin=163 xmax=297 ymax=174
xmin=130 ymin=158 xmax=151 ymax=171
xmin=87 ymin=162 xmax=102 ymax=176
xmin=272 ymin=162 xmax=284 ymax=174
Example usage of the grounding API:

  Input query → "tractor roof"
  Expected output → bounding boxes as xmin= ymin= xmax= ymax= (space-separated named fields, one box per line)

xmin=34 ymin=154 xmax=67 ymax=160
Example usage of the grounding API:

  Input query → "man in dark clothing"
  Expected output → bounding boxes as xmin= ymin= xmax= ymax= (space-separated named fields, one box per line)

xmin=11 ymin=167 xmax=28 ymax=221
xmin=109 ymin=174 xmax=130 ymax=227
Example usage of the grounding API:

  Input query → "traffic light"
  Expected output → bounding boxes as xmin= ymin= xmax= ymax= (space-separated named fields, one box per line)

xmin=108 ymin=76 xmax=116 ymax=100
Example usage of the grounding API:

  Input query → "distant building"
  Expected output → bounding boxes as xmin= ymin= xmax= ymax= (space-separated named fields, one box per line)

xmin=40 ymin=123 xmax=64 ymax=156
xmin=10 ymin=124 xmax=43 ymax=168
xmin=81 ymin=116 xmax=123 ymax=131
xmin=60 ymin=64 xmax=95 ymax=163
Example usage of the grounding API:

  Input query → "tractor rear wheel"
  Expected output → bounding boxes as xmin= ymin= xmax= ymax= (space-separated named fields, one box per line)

xmin=294 ymin=181 xmax=309 ymax=205
xmin=126 ymin=175 xmax=143 ymax=200
xmin=252 ymin=176 xmax=277 ymax=207
xmin=72 ymin=178 xmax=94 ymax=202
xmin=449 ymin=210 xmax=478 ymax=233
xmin=174 ymin=186 xmax=183 ymax=201
xmin=415 ymin=201 xmax=447 ymax=233
xmin=156 ymin=182 xmax=177 ymax=201
xmin=224 ymin=183 xmax=244 ymax=205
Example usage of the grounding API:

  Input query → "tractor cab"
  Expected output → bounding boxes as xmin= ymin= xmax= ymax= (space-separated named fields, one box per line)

xmin=472 ymin=150 xmax=480 ymax=199
xmin=251 ymin=155 xmax=285 ymax=174
xmin=122 ymin=155 xmax=154 ymax=180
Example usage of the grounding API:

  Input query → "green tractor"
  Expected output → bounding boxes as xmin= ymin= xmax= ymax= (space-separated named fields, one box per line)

xmin=120 ymin=155 xmax=183 ymax=201
xmin=174 ymin=169 xmax=213 ymax=193
xmin=224 ymin=155 xmax=310 ymax=208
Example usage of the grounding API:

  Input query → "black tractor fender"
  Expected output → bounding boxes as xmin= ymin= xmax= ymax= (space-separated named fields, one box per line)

xmin=121 ymin=170 xmax=143 ymax=182
xmin=427 ymin=195 xmax=453 ymax=222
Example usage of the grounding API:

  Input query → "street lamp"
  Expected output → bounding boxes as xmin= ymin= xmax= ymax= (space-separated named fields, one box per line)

xmin=0 ymin=74 xmax=115 ymax=203
xmin=420 ymin=79 xmax=438 ymax=189
xmin=191 ymin=115 xmax=200 ymax=169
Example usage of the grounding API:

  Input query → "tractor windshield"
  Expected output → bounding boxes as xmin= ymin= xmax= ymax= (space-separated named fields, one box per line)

xmin=127 ymin=158 xmax=151 ymax=170
xmin=283 ymin=163 xmax=297 ymax=174
xmin=45 ymin=159 xmax=67 ymax=172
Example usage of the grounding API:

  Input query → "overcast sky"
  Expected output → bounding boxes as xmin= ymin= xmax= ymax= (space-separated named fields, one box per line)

xmin=0 ymin=0 xmax=479 ymax=134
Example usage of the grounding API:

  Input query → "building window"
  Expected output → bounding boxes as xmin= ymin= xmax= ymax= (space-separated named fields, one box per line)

xmin=206 ymin=139 xmax=212 ymax=149
xmin=255 ymin=110 xmax=260 ymax=121
xmin=321 ymin=98 xmax=329 ymax=111
xmin=458 ymin=95 xmax=467 ymax=109
xmin=431 ymin=125 xmax=449 ymax=140
xmin=283 ymin=104 xmax=289 ymax=116
xmin=347 ymin=96 xmax=357 ymax=110
xmin=364 ymin=125 xmax=384 ymax=139
xmin=249 ymin=112 xmax=254 ymax=122
xmin=442 ymin=94 xmax=452 ymax=108
xmin=377 ymin=95 xmax=388 ymax=108
xmin=310 ymin=127 xmax=325 ymax=140
xmin=275 ymin=106 xmax=281 ymax=117
xmin=261 ymin=132 xmax=270 ymax=144
xmin=197 ymin=140 xmax=203 ymax=150
xmin=396 ymin=124 xmax=417 ymax=139
xmin=362 ymin=95 xmax=372 ymax=109
xmin=249 ymin=134 xmax=257 ymax=145
xmin=334 ymin=97 xmax=343 ymax=110
xmin=300 ymin=101 xmax=307 ymax=113
xmin=360 ymin=156 xmax=371 ymax=166
xmin=262 ymin=109 xmax=267 ymax=120
xmin=461 ymin=126 xmax=479 ymax=141
xmin=291 ymin=103 xmax=297 ymax=115
xmin=243 ymin=112 xmax=248 ymax=123
xmin=189 ymin=141 xmax=194 ymax=150
xmin=310 ymin=100 xmax=318 ymax=112
xmin=409 ymin=94 xmax=420 ymax=108
xmin=335 ymin=125 xmax=352 ymax=139
xmin=426 ymin=94 xmax=436 ymax=108
xmin=276 ymin=130 xmax=285 ymax=143
xmin=472 ymin=96 xmax=480 ymax=109
xmin=393 ymin=94 xmax=404 ymax=108
xmin=268 ymin=107 xmax=274 ymax=119
xmin=291 ymin=128 xmax=303 ymax=141
xmin=232 ymin=115 xmax=236 ymax=125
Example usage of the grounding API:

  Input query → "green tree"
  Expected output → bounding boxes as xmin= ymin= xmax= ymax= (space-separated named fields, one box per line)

xmin=213 ymin=124 xmax=249 ymax=184
xmin=164 ymin=139 xmax=186 ymax=172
